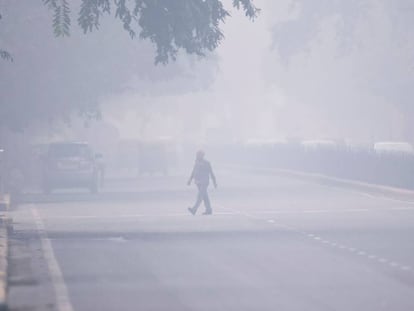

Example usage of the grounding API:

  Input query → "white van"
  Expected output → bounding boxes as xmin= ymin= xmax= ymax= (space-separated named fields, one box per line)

xmin=374 ymin=141 xmax=414 ymax=155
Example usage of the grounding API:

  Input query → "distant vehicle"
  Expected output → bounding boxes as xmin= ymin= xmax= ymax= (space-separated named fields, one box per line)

xmin=244 ymin=139 xmax=287 ymax=147
xmin=42 ymin=142 xmax=102 ymax=193
xmin=374 ymin=141 xmax=414 ymax=155
xmin=301 ymin=140 xmax=337 ymax=150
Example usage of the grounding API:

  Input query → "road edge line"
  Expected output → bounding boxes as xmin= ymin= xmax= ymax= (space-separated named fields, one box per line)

xmin=228 ymin=164 xmax=414 ymax=201
xmin=31 ymin=207 xmax=74 ymax=311
xmin=0 ymin=215 xmax=8 ymax=311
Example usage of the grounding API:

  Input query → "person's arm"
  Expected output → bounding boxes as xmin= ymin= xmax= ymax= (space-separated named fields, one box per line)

xmin=209 ymin=163 xmax=217 ymax=188
xmin=187 ymin=165 xmax=195 ymax=185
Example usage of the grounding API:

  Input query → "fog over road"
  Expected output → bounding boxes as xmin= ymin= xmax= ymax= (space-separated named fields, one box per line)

xmin=7 ymin=170 xmax=414 ymax=311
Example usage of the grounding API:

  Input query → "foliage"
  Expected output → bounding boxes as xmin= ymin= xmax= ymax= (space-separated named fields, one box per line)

xmin=233 ymin=0 xmax=260 ymax=19
xmin=0 ymin=49 xmax=12 ymax=62
xmin=0 ymin=13 xmax=12 ymax=62
xmin=0 ymin=0 xmax=259 ymax=133
xmin=43 ymin=0 xmax=71 ymax=36
xmin=44 ymin=0 xmax=259 ymax=64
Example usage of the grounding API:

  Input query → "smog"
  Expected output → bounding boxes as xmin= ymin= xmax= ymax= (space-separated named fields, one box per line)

xmin=1 ymin=1 xmax=413 ymax=310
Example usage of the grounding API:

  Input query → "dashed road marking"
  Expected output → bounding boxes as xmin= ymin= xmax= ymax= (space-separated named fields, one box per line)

xmin=232 ymin=207 xmax=414 ymax=275
xmin=389 ymin=262 xmax=399 ymax=267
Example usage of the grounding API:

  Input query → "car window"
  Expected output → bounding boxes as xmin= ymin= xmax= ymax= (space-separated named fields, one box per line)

xmin=48 ymin=144 xmax=91 ymax=158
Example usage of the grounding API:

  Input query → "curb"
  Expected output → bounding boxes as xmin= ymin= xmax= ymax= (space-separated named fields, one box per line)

xmin=230 ymin=165 xmax=414 ymax=201
xmin=0 ymin=194 xmax=9 ymax=212
xmin=0 ymin=193 xmax=10 ymax=311
xmin=0 ymin=216 xmax=7 ymax=311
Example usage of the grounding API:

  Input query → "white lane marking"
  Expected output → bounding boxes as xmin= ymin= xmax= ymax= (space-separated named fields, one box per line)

xmin=307 ymin=233 xmax=413 ymax=272
xmin=303 ymin=209 xmax=369 ymax=214
xmin=227 ymin=208 xmax=264 ymax=221
xmin=40 ymin=211 xmax=242 ymax=220
xmin=341 ymin=208 xmax=370 ymax=212
xmin=252 ymin=209 xmax=372 ymax=215
xmin=311 ymin=236 xmax=413 ymax=272
xmin=36 ymin=205 xmax=414 ymax=222
xmin=303 ymin=210 xmax=330 ymax=214
xmin=373 ymin=196 xmax=414 ymax=205
xmin=228 ymin=207 xmax=413 ymax=216
xmin=222 ymin=205 xmax=414 ymax=274
xmin=391 ymin=207 xmax=414 ymax=211
xmin=31 ymin=207 xmax=74 ymax=311
xmin=316 ymin=183 xmax=414 ymax=205
xmin=107 ymin=237 xmax=127 ymax=243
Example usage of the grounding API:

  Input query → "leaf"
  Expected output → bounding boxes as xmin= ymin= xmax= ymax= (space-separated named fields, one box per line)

xmin=78 ymin=0 xmax=111 ymax=33
xmin=46 ymin=0 xmax=259 ymax=63
xmin=43 ymin=0 xmax=71 ymax=37
xmin=232 ymin=0 xmax=260 ymax=20
xmin=0 ymin=50 xmax=13 ymax=62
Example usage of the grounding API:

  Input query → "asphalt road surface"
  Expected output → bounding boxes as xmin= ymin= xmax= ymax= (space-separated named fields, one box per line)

xmin=7 ymin=169 xmax=414 ymax=311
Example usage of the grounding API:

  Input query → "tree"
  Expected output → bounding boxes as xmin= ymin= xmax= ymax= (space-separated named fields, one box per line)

xmin=0 ymin=13 xmax=12 ymax=61
xmin=43 ymin=0 xmax=259 ymax=64
xmin=0 ymin=0 xmax=259 ymax=132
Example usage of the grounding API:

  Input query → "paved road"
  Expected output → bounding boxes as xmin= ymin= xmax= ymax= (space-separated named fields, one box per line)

xmin=7 ymin=170 xmax=414 ymax=311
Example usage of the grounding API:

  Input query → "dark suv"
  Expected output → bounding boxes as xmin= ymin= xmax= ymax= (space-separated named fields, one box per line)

xmin=42 ymin=142 xmax=101 ymax=193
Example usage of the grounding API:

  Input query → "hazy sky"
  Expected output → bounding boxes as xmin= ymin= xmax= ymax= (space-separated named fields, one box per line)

xmin=101 ymin=0 xmax=283 ymax=142
xmin=99 ymin=0 xmax=413 ymax=144
xmin=2 ymin=0 xmax=413 ymax=145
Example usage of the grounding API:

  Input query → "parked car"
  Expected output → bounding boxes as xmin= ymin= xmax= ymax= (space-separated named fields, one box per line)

xmin=374 ymin=141 xmax=414 ymax=155
xmin=42 ymin=142 xmax=102 ymax=193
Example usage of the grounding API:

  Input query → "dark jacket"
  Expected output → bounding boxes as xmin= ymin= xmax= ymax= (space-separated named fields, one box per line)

xmin=189 ymin=159 xmax=216 ymax=186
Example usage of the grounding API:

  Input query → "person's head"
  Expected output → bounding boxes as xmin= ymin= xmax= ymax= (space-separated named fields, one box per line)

xmin=196 ymin=150 xmax=205 ymax=161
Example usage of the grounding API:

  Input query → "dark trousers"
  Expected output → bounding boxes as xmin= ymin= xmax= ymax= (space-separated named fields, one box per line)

xmin=193 ymin=183 xmax=211 ymax=212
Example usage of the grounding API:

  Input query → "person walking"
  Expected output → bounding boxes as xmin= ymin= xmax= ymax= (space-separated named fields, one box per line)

xmin=187 ymin=150 xmax=217 ymax=215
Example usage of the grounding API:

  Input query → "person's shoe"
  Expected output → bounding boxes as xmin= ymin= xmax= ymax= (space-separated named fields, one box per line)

xmin=188 ymin=207 xmax=196 ymax=215
xmin=202 ymin=210 xmax=212 ymax=215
